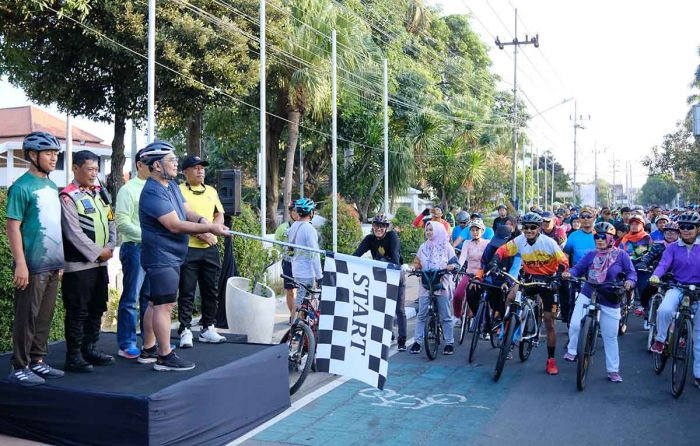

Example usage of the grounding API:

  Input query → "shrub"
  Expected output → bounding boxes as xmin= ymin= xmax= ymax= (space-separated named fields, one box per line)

xmin=395 ymin=226 xmax=424 ymax=265
xmin=318 ymin=196 xmax=363 ymax=254
xmin=0 ymin=188 xmax=65 ymax=353
xmin=391 ymin=206 xmax=416 ymax=228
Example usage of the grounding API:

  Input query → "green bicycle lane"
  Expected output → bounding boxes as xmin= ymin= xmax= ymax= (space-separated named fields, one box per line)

xmin=245 ymin=317 xmax=700 ymax=446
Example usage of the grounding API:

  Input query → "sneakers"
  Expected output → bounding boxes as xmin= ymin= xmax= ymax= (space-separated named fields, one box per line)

xmin=397 ymin=337 xmax=407 ymax=352
xmin=443 ymin=344 xmax=454 ymax=355
xmin=608 ymin=372 xmax=623 ymax=383
xmin=153 ymin=352 xmax=195 ymax=371
xmin=138 ymin=346 xmax=158 ymax=364
xmin=81 ymin=343 xmax=115 ymax=366
xmin=455 ymin=319 xmax=463 ymax=328
xmin=634 ymin=306 xmax=645 ymax=317
xmin=65 ymin=353 xmax=94 ymax=373
xmin=8 ymin=368 xmax=45 ymax=386
xmin=650 ymin=340 xmax=664 ymax=355
xmin=546 ymin=358 xmax=559 ymax=375
xmin=118 ymin=345 xmax=141 ymax=359
xmin=563 ymin=352 xmax=577 ymax=362
xmin=30 ymin=361 xmax=64 ymax=379
xmin=643 ymin=320 xmax=651 ymax=331
xmin=410 ymin=342 xmax=421 ymax=354
xmin=198 ymin=326 xmax=226 ymax=344
xmin=180 ymin=328 xmax=194 ymax=348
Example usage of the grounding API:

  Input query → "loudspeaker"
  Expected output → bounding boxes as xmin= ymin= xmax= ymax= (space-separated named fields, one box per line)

xmin=216 ymin=169 xmax=242 ymax=216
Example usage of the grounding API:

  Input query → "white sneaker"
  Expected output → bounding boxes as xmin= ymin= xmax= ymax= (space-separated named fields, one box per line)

xmin=180 ymin=328 xmax=194 ymax=348
xmin=198 ymin=326 xmax=226 ymax=344
xmin=643 ymin=320 xmax=651 ymax=331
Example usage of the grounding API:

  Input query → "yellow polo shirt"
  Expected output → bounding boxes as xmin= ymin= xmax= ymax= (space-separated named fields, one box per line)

xmin=179 ymin=182 xmax=225 ymax=249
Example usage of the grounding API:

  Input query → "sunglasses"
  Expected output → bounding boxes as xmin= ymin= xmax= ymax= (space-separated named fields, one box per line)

xmin=522 ymin=224 xmax=539 ymax=231
xmin=679 ymin=224 xmax=698 ymax=231
xmin=186 ymin=184 xmax=207 ymax=195
xmin=593 ymin=233 xmax=608 ymax=240
xmin=579 ymin=213 xmax=594 ymax=219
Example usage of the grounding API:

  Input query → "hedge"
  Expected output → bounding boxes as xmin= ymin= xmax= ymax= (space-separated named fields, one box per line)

xmin=0 ymin=188 xmax=65 ymax=353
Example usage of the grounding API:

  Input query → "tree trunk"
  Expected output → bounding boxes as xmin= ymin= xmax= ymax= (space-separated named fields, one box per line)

xmin=108 ymin=113 xmax=126 ymax=200
xmin=361 ymin=173 xmax=383 ymax=222
xmin=282 ymin=109 xmax=301 ymax=222
xmin=186 ymin=110 xmax=203 ymax=156
xmin=265 ymin=91 xmax=287 ymax=232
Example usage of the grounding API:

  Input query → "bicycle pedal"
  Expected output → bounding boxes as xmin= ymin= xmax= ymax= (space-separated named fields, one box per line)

xmin=532 ymin=340 xmax=540 ymax=347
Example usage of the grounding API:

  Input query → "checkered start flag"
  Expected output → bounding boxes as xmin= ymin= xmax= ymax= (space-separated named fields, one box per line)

xmin=315 ymin=253 xmax=401 ymax=390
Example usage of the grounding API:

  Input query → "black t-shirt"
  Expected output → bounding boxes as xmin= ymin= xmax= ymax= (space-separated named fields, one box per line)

xmin=493 ymin=216 xmax=509 ymax=229
xmin=353 ymin=230 xmax=401 ymax=265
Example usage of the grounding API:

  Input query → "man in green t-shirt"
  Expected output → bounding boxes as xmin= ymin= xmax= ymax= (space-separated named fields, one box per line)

xmin=6 ymin=132 xmax=66 ymax=386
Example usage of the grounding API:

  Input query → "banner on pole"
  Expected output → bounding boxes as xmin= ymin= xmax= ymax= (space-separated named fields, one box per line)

xmin=315 ymin=253 xmax=401 ymax=390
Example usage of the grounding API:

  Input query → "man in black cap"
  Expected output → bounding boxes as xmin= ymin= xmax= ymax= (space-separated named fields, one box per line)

xmin=176 ymin=155 xmax=227 ymax=348
xmin=493 ymin=204 xmax=509 ymax=230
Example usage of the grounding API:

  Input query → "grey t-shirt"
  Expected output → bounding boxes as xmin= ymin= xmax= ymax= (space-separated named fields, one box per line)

xmin=288 ymin=220 xmax=322 ymax=280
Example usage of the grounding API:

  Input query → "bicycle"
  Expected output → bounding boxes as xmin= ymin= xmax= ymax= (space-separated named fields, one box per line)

xmin=643 ymin=270 xmax=672 ymax=355
xmin=651 ymin=280 xmax=700 ymax=398
xmin=618 ymin=286 xmax=635 ymax=336
xmin=564 ymin=277 xmax=627 ymax=391
xmin=279 ymin=274 xmax=321 ymax=395
xmin=452 ymin=264 xmax=471 ymax=345
xmin=467 ymin=274 xmax=504 ymax=364
xmin=409 ymin=269 xmax=450 ymax=360
xmin=492 ymin=270 xmax=549 ymax=382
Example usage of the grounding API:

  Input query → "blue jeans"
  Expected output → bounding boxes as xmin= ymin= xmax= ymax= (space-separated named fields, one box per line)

xmin=117 ymin=242 xmax=146 ymax=350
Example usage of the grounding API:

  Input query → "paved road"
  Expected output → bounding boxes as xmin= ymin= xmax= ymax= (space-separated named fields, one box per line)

xmin=241 ymin=293 xmax=700 ymax=446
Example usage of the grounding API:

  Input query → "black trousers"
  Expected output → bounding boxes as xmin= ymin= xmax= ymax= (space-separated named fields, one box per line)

xmin=62 ymin=267 xmax=109 ymax=354
xmin=178 ymin=246 xmax=222 ymax=331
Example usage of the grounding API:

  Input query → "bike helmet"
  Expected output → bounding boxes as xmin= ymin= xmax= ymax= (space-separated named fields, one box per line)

xmin=456 ymin=211 xmax=469 ymax=223
xmin=139 ymin=140 xmax=176 ymax=166
xmin=23 ymin=132 xmax=62 ymax=153
xmin=677 ymin=211 xmax=700 ymax=226
xmin=521 ymin=212 xmax=544 ymax=226
xmin=371 ymin=213 xmax=390 ymax=226
xmin=628 ymin=211 xmax=646 ymax=225
xmin=469 ymin=219 xmax=485 ymax=231
xmin=663 ymin=221 xmax=679 ymax=232
xmin=594 ymin=221 xmax=616 ymax=236
xmin=655 ymin=214 xmax=670 ymax=223
xmin=294 ymin=198 xmax=316 ymax=216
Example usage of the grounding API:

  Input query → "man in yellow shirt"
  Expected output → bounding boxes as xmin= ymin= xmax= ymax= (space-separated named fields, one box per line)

xmin=177 ymin=155 xmax=226 ymax=347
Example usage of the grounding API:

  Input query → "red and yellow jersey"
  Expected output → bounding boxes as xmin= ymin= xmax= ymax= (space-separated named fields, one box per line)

xmin=495 ymin=234 xmax=568 ymax=276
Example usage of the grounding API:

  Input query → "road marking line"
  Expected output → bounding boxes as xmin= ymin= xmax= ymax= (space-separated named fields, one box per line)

xmin=228 ymin=337 xmax=416 ymax=445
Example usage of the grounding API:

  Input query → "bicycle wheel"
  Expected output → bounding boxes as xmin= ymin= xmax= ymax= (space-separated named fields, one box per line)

xmin=459 ymin=297 xmax=470 ymax=345
xmin=494 ymin=316 xmax=516 ymax=382
xmin=519 ymin=310 xmax=535 ymax=362
xmin=618 ymin=292 xmax=632 ymax=336
xmin=671 ymin=317 xmax=692 ymax=398
xmin=281 ymin=323 xmax=315 ymax=395
xmin=489 ymin=317 xmax=500 ymax=349
xmin=468 ymin=302 xmax=486 ymax=363
xmin=424 ymin=310 xmax=439 ymax=360
xmin=576 ymin=315 xmax=596 ymax=391
xmin=654 ymin=324 xmax=670 ymax=375
xmin=647 ymin=294 xmax=662 ymax=351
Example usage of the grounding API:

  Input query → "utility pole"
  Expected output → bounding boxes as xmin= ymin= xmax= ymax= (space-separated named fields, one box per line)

xmin=536 ymin=147 xmax=540 ymax=208
xmin=570 ymin=101 xmax=590 ymax=204
xmin=544 ymin=152 xmax=548 ymax=211
xmin=496 ymin=8 xmax=539 ymax=213
xmin=594 ymin=142 xmax=598 ymax=208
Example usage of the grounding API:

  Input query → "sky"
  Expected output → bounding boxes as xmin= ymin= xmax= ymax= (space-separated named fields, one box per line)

xmin=2 ymin=0 xmax=699 ymax=189
xmin=430 ymin=0 xmax=700 ymax=189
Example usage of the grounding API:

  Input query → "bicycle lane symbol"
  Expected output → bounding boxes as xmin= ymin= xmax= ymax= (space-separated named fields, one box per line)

xmin=357 ymin=388 xmax=491 ymax=411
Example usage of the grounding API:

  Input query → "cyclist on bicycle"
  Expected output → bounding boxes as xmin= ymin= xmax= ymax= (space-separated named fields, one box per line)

xmin=450 ymin=211 xmax=470 ymax=251
xmin=409 ymin=222 xmax=460 ymax=355
xmin=541 ymin=211 xmax=567 ymax=249
xmin=353 ymin=214 xmax=407 ymax=351
xmin=489 ymin=212 xmax=569 ymax=375
xmin=288 ymin=198 xmax=322 ymax=309
xmin=561 ymin=222 xmax=636 ymax=383
xmin=620 ymin=211 xmax=653 ymax=317
xmin=478 ymin=221 xmax=522 ymax=320
xmin=649 ymin=211 xmax=700 ymax=387
xmin=635 ymin=221 xmax=680 ymax=329
xmin=649 ymin=214 xmax=670 ymax=242
xmin=453 ymin=219 xmax=489 ymax=324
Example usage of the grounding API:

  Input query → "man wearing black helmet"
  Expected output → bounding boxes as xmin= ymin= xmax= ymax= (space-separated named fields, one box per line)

xmin=491 ymin=212 xmax=569 ymax=375
xmin=353 ymin=214 xmax=407 ymax=351
xmin=138 ymin=141 xmax=230 ymax=372
xmin=6 ymin=132 xmax=65 ymax=385
xmin=493 ymin=204 xmax=509 ymax=230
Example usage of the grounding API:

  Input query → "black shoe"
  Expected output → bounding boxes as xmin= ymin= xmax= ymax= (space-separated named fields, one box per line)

xmin=410 ymin=342 xmax=421 ymax=354
xmin=82 ymin=343 xmax=115 ymax=366
xmin=397 ymin=337 xmax=407 ymax=352
xmin=65 ymin=353 xmax=94 ymax=373
xmin=138 ymin=345 xmax=158 ymax=364
xmin=153 ymin=352 xmax=195 ymax=372
xmin=444 ymin=344 xmax=454 ymax=355
xmin=30 ymin=361 xmax=64 ymax=379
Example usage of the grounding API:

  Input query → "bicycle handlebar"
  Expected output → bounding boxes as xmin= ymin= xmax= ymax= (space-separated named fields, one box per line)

xmin=563 ymin=276 xmax=627 ymax=291
xmin=494 ymin=269 xmax=554 ymax=288
xmin=280 ymin=274 xmax=321 ymax=294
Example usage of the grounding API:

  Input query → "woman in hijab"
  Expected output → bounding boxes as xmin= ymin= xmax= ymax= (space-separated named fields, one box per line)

xmin=562 ymin=222 xmax=636 ymax=383
xmin=409 ymin=222 xmax=460 ymax=355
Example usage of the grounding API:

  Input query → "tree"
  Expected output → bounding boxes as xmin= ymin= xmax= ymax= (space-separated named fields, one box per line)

xmin=638 ymin=175 xmax=679 ymax=207
xmin=0 ymin=0 xmax=148 ymax=196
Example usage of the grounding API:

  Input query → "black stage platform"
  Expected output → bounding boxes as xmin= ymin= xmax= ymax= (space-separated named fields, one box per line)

xmin=0 ymin=333 xmax=290 ymax=446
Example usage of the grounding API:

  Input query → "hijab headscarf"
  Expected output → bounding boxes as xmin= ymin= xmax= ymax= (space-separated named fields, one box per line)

xmin=588 ymin=234 xmax=620 ymax=284
xmin=417 ymin=221 xmax=455 ymax=270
